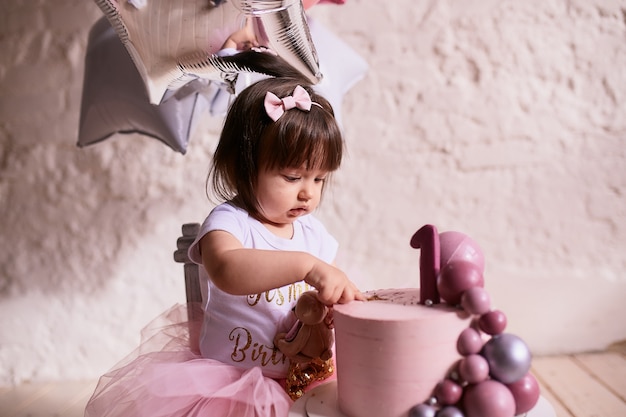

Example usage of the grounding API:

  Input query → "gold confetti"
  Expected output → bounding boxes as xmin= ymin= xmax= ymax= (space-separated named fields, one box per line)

xmin=285 ymin=357 xmax=335 ymax=400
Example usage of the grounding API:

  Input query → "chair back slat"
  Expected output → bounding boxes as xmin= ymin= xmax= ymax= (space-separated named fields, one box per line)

xmin=174 ymin=223 xmax=202 ymax=352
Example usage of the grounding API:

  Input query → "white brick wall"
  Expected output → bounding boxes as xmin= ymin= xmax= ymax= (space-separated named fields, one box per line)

xmin=0 ymin=0 xmax=624 ymax=385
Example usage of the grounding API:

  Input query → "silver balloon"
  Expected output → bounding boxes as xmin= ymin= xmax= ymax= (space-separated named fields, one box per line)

xmin=481 ymin=333 xmax=532 ymax=384
xmin=78 ymin=8 xmax=367 ymax=154
xmin=94 ymin=0 xmax=321 ymax=104
xmin=437 ymin=406 xmax=465 ymax=417
xmin=408 ymin=404 xmax=437 ymax=417
xmin=78 ymin=17 xmax=209 ymax=154
xmin=198 ymin=16 xmax=368 ymax=125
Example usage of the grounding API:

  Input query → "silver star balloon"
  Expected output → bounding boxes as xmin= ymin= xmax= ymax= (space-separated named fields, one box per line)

xmin=78 ymin=1 xmax=367 ymax=154
xmin=94 ymin=0 xmax=322 ymax=104
xmin=78 ymin=17 xmax=209 ymax=154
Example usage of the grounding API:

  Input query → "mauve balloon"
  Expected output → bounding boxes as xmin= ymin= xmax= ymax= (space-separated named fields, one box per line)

xmin=434 ymin=379 xmax=463 ymax=405
xmin=507 ymin=372 xmax=541 ymax=414
xmin=457 ymin=327 xmax=484 ymax=356
xmin=459 ymin=354 xmax=490 ymax=384
xmin=478 ymin=309 xmax=508 ymax=335
xmin=439 ymin=231 xmax=485 ymax=273
xmin=437 ymin=261 xmax=484 ymax=305
xmin=461 ymin=286 xmax=491 ymax=315
xmin=463 ymin=380 xmax=516 ymax=417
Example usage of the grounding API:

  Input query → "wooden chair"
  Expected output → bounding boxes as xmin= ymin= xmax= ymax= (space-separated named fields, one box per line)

xmin=173 ymin=222 xmax=203 ymax=352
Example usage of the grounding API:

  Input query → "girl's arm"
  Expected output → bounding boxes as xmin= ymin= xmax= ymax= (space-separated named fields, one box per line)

xmin=199 ymin=230 xmax=363 ymax=304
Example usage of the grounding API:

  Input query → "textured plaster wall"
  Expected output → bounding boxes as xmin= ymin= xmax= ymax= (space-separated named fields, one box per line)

xmin=0 ymin=0 xmax=625 ymax=386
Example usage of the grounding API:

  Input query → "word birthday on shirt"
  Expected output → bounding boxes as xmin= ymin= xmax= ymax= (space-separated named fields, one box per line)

xmin=229 ymin=326 xmax=287 ymax=366
xmin=247 ymin=282 xmax=313 ymax=307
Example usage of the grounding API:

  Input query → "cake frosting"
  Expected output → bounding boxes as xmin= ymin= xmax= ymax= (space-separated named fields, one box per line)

xmin=333 ymin=288 xmax=471 ymax=417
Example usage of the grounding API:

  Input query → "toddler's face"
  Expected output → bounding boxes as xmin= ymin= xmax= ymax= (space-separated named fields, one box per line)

xmin=255 ymin=165 xmax=328 ymax=228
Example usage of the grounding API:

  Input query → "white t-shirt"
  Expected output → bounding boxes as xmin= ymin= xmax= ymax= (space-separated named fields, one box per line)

xmin=188 ymin=202 xmax=338 ymax=378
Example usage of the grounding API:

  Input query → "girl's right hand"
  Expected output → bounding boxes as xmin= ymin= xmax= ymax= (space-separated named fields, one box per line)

xmin=304 ymin=261 xmax=365 ymax=305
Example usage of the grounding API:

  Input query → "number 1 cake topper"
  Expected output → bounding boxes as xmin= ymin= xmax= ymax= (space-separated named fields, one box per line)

xmin=410 ymin=225 xmax=485 ymax=306
xmin=410 ymin=224 xmax=441 ymax=305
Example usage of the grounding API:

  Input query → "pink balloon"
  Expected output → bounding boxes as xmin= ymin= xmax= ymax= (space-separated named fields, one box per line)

xmin=457 ymin=327 xmax=484 ymax=356
xmin=437 ymin=261 xmax=484 ymax=305
xmin=506 ymin=372 xmax=541 ymax=414
xmin=303 ymin=0 xmax=346 ymax=8
xmin=463 ymin=380 xmax=516 ymax=417
xmin=459 ymin=354 xmax=490 ymax=384
xmin=478 ymin=310 xmax=508 ymax=335
xmin=434 ymin=379 xmax=463 ymax=405
xmin=439 ymin=231 xmax=484 ymax=273
xmin=303 ymin=0 xmax=321 ymax=8
xmin=461 ymin=287 xmax=491 ymax=315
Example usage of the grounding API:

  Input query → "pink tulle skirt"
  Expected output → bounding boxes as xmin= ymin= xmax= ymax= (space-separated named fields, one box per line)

xmin=84 ymin=304 xmax=293 ymax=417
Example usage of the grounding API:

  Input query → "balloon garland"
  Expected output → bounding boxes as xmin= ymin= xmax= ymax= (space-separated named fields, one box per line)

xmin=93 ymin=0 xmax=322 ymax=105
xmin=408 ymin=225 xmax=540 ymax=417
xmin=79 ymin=1 xmax=368 ymax=154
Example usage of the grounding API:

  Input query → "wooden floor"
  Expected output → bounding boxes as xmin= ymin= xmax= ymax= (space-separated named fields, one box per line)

xmin=1 ymin=343 xmax=624 ymax=417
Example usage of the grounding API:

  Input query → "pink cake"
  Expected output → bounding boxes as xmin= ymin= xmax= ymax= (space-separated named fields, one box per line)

xmin=333 ymin=289 xmax=471 ymax=417
xmin=310 ymin=225 xmax=543 ymax=417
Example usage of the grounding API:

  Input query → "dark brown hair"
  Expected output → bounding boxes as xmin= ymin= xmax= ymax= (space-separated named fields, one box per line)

xmin=208 ymin=77 xmax=343 ymax=219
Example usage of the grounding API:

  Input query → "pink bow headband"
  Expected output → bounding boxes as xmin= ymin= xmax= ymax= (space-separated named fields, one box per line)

xmin=264 ymin=85 xmax=322 ymax=121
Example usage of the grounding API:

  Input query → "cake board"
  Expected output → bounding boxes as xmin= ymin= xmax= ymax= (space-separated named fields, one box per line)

xmin=289 ymin=381 xmax=556 ymax=417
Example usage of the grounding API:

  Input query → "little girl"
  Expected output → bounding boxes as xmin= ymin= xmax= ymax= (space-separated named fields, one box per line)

xmin=85 ymin=77 xmax=363 ymax=417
